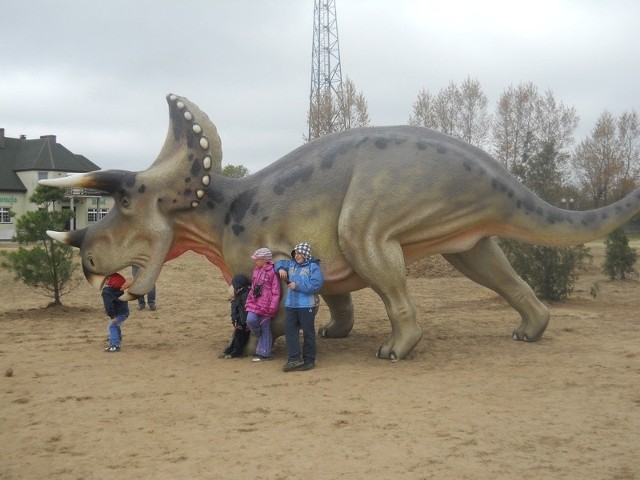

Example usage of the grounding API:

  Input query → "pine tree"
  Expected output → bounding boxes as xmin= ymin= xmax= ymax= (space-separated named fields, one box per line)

xmin=0 ymin=186 xmax=80 ymax=306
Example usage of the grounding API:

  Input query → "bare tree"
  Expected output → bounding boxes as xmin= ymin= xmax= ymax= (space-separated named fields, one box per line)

xmin=617 ymin=110 xmax=640 ymax=192
xmin=409 ymin=78 xmax=489 ymax=148
xmin=306 ymin=90 xmax=339 ymax=141
xmin=457 ymin=77 xmax=490 ymax=147
xmin=572 ymin=110 xmax=640 ymax=207
xmin=534 ymin=90 xmax=579 ymax=163
xmin=306 ymin=76 xmax=370 ymax=141
xmin=432 ymin=82 xmax=460 ymax=137
xmin=491 ymin=83 xmax=579 ymax=184
xmin=491 ymin=83 xmax=539 ymax=176
xmin=341 ymin=77 xmax=370 ymax=130
xmin=408 ymin=88 xmax=437 ymax=128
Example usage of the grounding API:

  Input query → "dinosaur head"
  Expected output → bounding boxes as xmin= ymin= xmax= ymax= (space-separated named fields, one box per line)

xmin=41 ymin=94 xmax=222 ymax=299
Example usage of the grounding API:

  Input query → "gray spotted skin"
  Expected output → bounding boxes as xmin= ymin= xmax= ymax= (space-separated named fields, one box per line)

xmin=41 ymin=94 xmax=640 ymax=361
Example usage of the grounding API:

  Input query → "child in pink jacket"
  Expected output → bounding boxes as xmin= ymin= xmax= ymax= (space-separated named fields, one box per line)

xmin=245 ymin=247 xmax=281 ymax=361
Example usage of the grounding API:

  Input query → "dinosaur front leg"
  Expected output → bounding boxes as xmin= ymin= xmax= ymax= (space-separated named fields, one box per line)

xmin=443 ymin=237 xmax=550 ymax=342
xmin=318 ymin=293 xmax=355 ymax=338
xmin=372 ymin=279 xmax=423 ymax=361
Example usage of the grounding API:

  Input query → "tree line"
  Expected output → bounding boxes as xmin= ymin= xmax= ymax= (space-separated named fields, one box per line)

xmin=308 ymin=77 xmax=640 ymax=211
xmin=306 ymin=77 xmax=639 ymax=299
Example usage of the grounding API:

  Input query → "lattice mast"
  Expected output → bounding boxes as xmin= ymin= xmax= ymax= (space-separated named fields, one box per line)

xmin=308 ymin=0 xmax=344 ymax=140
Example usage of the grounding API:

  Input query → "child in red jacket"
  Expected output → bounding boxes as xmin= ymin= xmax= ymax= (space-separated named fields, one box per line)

xmin=102 ymin=272 xmax=130 ymax=352
xmin=245 ymin=248 xmax=281 ymax=361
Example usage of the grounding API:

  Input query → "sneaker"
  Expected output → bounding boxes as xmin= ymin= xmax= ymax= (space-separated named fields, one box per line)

xmin=299 ymin=362 xmax=316 ymax=371
xmin=252 ymin=355 xmax=271 ymax=362
xmin=104 ymin=345 xmax=120 ymax=353
xmin=282 ymin=359 xmax=304 ymax=372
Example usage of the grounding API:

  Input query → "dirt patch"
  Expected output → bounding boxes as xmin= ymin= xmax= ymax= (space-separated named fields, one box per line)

xmin=1 ymin=242 xmax=639 ymax=479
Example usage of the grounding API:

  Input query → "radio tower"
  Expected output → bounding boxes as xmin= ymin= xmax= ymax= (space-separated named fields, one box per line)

xmin=308 ymin=0 xmax=344 ymax=140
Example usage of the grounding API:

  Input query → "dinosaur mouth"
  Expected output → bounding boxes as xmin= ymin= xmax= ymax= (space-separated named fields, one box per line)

xmin=85 ymin=268 xmax=107 ymax=291
xmin=84 ymin=269 xmax=140 ymax=301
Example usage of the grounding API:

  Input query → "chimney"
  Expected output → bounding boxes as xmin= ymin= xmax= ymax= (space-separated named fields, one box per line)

xmin=40 ymin=134 xmax=57 ymax=144
xmin=0 ymin=128 xmax=4 ymax=149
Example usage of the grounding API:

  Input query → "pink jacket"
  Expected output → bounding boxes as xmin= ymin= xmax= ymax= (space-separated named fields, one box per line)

xmin=245 ymin=262 xmax=281 ymax=317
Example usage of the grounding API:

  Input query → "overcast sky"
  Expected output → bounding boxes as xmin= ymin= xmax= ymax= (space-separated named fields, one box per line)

xmin=2 ymin=0 xmax=639 ymax=174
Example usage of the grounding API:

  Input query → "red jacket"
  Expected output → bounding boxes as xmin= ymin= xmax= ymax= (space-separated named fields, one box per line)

xmin=244 ymin=262 xmax=281 ymax=317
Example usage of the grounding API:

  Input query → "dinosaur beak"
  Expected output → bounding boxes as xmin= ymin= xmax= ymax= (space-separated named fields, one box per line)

xmin=83 ymin=264 xmax=107 ymax=291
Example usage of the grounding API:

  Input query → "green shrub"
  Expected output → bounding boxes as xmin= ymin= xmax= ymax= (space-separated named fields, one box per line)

xmin=602 ymin=227 xmax=638 ymax=280
xmin=500 ymin=240 xmax=591 ymax=301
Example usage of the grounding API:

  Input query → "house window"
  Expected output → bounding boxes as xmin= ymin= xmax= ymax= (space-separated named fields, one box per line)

xmin=88 ymin=208 xmax=109 ymax=223
xmin=0 ymin=207 xmax=11 ymax=223
xmin=38 ymin=171 xmax=48 ymax=181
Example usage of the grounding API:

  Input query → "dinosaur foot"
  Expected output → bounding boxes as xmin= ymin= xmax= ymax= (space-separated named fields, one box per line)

xmin=318 ymin=319 xmax=353 ymax=338
xmin=376 ymin=348 xmax=401 ymax=363
xmin=375 ymin=326 xmax=423 ymax=361
xmin=512 ymin=318 xmax=549 ymax=342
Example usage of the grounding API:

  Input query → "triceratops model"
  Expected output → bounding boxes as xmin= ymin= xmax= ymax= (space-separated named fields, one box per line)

xmin=42 ymin=94 xmax=640 ymax=361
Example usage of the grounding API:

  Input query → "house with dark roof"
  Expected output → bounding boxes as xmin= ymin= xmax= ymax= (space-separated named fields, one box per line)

xmin=0 ymin=128 xmax=113 ymax=240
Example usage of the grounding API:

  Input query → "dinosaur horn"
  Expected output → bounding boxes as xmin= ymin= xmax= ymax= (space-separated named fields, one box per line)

xmin=46 ymin=228 xmax=87 ymax=248
xmin=39 ymin=170 xmax=128 ymax=195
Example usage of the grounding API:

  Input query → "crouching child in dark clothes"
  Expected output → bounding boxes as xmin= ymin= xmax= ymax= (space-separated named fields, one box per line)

xmin=221 ymin=274 xmax=252 ymax=358
xmin=102 ymin=272 xmax=130 ymax=353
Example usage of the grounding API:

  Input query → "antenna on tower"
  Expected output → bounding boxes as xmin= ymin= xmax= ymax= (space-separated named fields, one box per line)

xmin=308 ymin=0 xmax=344 ymax=141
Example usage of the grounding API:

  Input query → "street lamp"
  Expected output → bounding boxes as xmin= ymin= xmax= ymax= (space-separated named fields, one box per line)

xmin=561 ymin=198 xmax=575 ymax=210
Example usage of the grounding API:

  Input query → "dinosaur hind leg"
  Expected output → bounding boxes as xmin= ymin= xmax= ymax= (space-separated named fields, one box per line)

xmin=319 ymin=293 xmax=355 ymax=338
xmin=443 ymin=237 xmax=550 ymax=342
xmin=340 ymin=234 xmax=422 ymax=360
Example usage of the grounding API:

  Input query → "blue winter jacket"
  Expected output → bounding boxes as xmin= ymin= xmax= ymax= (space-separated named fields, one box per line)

xmin=274 ymin=258 xmax=324 ymax=308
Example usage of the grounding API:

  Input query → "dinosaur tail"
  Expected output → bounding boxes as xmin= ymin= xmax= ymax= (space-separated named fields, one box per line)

xmin=499 ymin=188 xmax=640 ymax=247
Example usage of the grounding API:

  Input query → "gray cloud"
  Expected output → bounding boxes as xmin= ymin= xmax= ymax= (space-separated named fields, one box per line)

xmin=1 ymin=0 xmax=638 ymax=174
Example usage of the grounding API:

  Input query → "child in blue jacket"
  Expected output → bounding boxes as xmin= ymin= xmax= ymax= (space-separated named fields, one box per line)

xmin=275 ymin=242 xmax=324 ymax=372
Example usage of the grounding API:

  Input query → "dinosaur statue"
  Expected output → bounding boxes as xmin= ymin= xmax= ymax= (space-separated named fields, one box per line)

xmin=42 ymin=94 xmax=640 ymax=361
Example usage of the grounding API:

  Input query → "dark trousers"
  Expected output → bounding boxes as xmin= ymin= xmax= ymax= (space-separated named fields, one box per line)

xmin=224 ymin=328 xmax=250 ymax=357
xmin=284 ymin=307 xmax=318 ymax=363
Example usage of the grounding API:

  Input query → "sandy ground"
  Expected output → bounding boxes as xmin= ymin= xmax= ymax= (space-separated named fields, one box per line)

xmin=1 ymin=242 xmax=639 ymax=480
